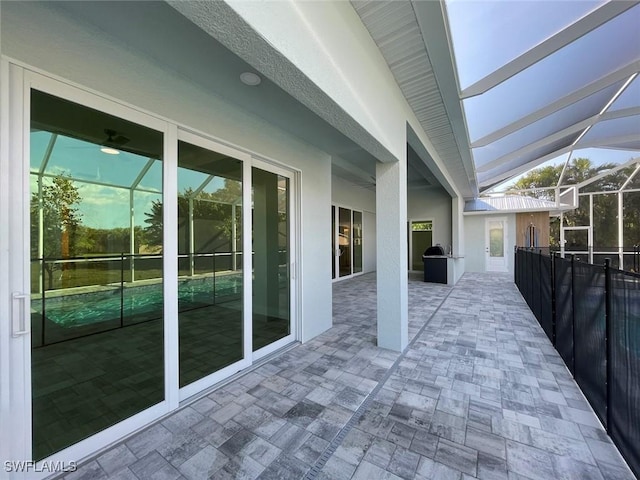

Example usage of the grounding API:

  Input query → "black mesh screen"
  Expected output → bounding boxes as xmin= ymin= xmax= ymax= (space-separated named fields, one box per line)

xmin=609 ymin=270 xmax=640 ymax=477
xmin=515 ymin=249 xmax=522 ymax=289
xmin=525 ymin=250 xmax=533 ymax=310
xmin=539 ymin=254 xmax=553 ymax=342
xmin=515 ymin=248 xmax=639 ymax=477
xmin=573 ymin=261 xmax=607 ymax=426
xmin=531 ymin=252 xmax=542 ymax=322
xmin=554 ymin=256 xmax=574 ymax=373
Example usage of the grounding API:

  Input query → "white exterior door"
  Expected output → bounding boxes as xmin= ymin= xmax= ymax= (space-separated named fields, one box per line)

xmin=485 ymin=217 xmax=508 ymax=272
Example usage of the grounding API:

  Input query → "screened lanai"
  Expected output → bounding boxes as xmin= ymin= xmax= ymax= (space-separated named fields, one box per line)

xmin=442 ymin=1 xmax=640 ymax=268
xmin=445 ymin=0 xmax=639 ymax=189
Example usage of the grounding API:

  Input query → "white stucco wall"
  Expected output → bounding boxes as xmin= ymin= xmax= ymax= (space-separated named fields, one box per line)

xmin=363 ymin=211 xmax=376 ymax=274
xmin=1 ymin=1 xmax=333 ymax=342
xmin=408 ymin=187 xmax=453 ymax=250
xmin=224 ymin=0 xmax=408 ymax=162
xmin=464 ymin=213 xmax=517 ymax=275
xmin=174 ymin=0 xmax=466 ymax=288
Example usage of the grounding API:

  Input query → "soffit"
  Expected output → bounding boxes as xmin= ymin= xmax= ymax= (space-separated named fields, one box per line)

xmin=351 ymin=0 xmax=477 ymax=199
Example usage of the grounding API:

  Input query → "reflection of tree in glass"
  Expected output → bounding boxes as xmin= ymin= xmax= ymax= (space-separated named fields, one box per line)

xmin=513 ymin=157 xmax=640 ymax=248
xmin=144 ymin=179 xmax=242 ymax=252
xmin=30 ymin=175 xmax=82 ymax=288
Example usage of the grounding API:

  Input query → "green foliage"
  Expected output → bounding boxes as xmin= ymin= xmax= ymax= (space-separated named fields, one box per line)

xmin=30 ymin=175 xmax=82 ymax=288
xmin=144 ymin=180 xmax=242 ymax=252
xmin=73 ymin=225 xmax=149 ymax=254
xmin=512 ymin=158 xmax=640 ymax=248
xmin=30 ymin=175 xmax=82 ymax=258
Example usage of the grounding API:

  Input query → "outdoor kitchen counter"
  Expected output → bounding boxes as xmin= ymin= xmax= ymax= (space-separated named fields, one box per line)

xmin=421 ymin=255 xmax=465 ymax=285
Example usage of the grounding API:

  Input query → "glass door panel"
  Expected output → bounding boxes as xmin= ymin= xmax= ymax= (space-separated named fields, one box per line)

xmin=252 ymin=167 xmax=290 ymax=351
xmin=486 ymin=218 xmax=508 ymax=272
xmin=353 ymin=211 xmax=363 ymax=273
xmin=338 ymin=207 xmax=352 ymax=277
xmin=29 ymin=90 xmax=164 ymax=460
xmin=177 ymin=140 xmax=243 ymax=388
xmin=564 ymin=229 xmax=589 ymax=251
xmin=411 ymin=221 xmax=433 ymax=271
xmin=332 ymin=206 xmax=336 ymax=279
xmin=489 ymin=221 xmax=505 ymax=257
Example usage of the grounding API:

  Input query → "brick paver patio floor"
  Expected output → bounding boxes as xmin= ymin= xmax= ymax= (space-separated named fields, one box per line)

xmin=60 ymin=272 xmax=634 ymax=480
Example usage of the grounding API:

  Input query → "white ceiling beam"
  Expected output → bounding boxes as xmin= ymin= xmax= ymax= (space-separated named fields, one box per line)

xmin=575 ymin=134 xmax=640 ymax=149
xmin=460 ymin=1 xmax=639 ymax=99
xmin=476 ymin=106 xmax=640 ymax=173
xmin=479 ymin=138 xmax=640 ymax=188
xmin=478 ymin=145 xmax=576 ymax=188
xmin=621 ymin=163 xmax=640 ymax=190
xmin=600 ymin=106 xmax=640 ymax=121
xmin=470 ymin=61 xmax=640 ymax=148
xmin=413 ymin=0 xmax=477 ymax=196
xmin=476 ymin=119 xmax=591 ymax=173
xmin=574 ymin=157 xmax=640 ymax=189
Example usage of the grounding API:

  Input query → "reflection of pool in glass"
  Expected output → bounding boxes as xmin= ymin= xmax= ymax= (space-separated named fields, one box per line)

xmin=32 ymin=274 xmax=242 ymax=328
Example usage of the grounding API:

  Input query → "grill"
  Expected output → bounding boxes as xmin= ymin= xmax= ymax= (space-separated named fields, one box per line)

xmin=422 ymin=244 xmax=446 ymax=283
xmin=423 ymin=245 xmax=444 ymax=256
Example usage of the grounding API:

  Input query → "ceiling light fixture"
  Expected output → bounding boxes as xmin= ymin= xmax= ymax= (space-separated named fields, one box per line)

xmin=100 ymin=146 xmax=120 ymax=155
xmin=240 ymin=72 xmax=262 ymax=86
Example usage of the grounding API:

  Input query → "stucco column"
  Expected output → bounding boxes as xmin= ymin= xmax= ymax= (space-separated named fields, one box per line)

xmin=376 ymin=158 xmax=408 ymax=352
xmin=452 ymin=196 xmax=464 ymax=256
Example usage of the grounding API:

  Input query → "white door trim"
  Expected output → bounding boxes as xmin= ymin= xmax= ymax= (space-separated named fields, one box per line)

xmin=176 ymin=129 xmax=252 ymax=401
xmin=251 ymin=158 xmax=299 ymax=361
xmin=1 ymin=59 xmax=32 ymax=479
xmin=485 ymin=216 xmax=509 ymax=273
xmin=331 ymin=204 xmax=365 ymax=281
xmin=9 ymin=66 xmax=173 ymax=476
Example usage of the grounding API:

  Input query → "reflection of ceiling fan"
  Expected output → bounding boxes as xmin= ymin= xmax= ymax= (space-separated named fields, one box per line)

xmin=101 ymin=129 xmax=130 ymax=155
xmin=103 ymin=128 xmax=130 ymax=145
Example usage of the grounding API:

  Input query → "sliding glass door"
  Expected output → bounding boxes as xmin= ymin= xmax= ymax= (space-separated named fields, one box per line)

xmin=7 ymin=69 xmax=299 ymax=467
xmin=29 ymin=89 xmax=165 ymax=461
xmin=177 ymin=138 xmax=244 ymax=389
xmin=252 ymin=163 xmax=295 ymax=356
xmin=332 ymin=206 xmax=363 ymax=280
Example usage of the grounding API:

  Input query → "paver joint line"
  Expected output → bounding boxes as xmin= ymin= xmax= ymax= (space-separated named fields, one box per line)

xmin=303 ymin=284 xmax=456 ymax=480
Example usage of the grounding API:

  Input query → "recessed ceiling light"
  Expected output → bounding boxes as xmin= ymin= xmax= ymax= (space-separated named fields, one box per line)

xmin=100 ymin=147 xmax=120 ymax=155
xmin=240 ymin=72 xmax=261 ymax=86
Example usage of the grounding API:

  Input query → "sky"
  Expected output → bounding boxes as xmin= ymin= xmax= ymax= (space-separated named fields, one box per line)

xmin=31 ymin=132 xmax=227 ymax=229
xmin=444 ymin=0 xmax=639 ymax=192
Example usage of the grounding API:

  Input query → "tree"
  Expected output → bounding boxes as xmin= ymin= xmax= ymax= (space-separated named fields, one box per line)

xmin=144 ymin=179 xmax=243 ymax=253
xmin=31 ymin=175 xmax=82 ymax=288
xmin=511 ymin=157 xmax=639 ymax=248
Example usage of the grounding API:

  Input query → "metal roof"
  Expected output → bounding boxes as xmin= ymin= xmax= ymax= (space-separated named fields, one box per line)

xmin=464 ymin=195 xmax=570 ymax=214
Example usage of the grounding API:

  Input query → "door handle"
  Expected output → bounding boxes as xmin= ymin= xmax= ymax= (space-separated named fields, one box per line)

xmin=12 ymin=292 xmax=30 ymax=337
